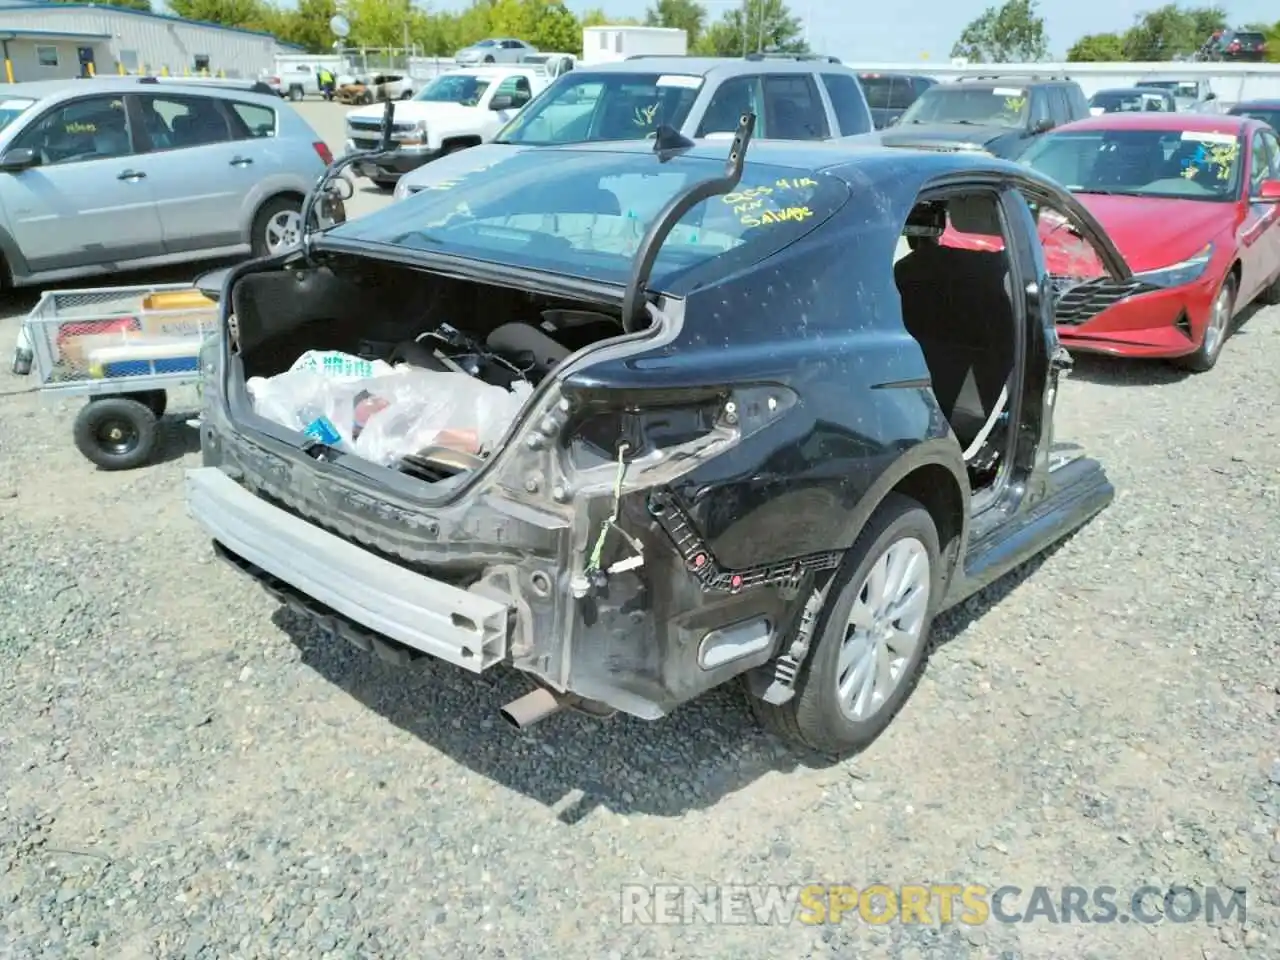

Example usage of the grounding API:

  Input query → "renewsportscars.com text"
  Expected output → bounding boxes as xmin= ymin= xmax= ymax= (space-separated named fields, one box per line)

xmin=619 ymin=884 xmax=1248 ymax=926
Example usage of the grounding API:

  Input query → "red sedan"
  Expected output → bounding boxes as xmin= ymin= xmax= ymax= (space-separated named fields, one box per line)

xmin=1013 ymin=112 xmax=1280 ymax=371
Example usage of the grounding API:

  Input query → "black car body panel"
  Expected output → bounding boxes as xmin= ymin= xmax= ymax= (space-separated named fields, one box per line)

xmin=188 ymin=138 xmax=1118 ymax=726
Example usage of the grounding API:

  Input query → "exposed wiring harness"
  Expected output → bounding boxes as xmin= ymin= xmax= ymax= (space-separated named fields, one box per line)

xmin=584 ymin=443 xmax=645 ymax=581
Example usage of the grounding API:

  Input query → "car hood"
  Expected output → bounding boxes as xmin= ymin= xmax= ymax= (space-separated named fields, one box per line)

xmin=1072 ymin=193 xmax=1235 ymax=273
xmin=347 ymin=101 xmax=482 ymax=124
xmin=878 ymin=122 xmax=1014 ymax=150
xmin=395 ymin=142 xmax=521 ymax=193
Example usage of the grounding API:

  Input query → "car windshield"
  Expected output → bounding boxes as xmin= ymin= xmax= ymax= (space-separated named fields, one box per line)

xmin=1231 ymin=107 xmax=1280 ymax=131
xmin=0 ymin=97 xmax=35 ymax=132
xmin=1143 ymin=80 xmax=1199 ymax=99
xmin=858 ymin=76 xmax=918 ymax=111
xmin=327 ymin=150 xmax=849 ymax=289
xmin=897 ymin=85 xmax=1028 ymax=127
xmin=1020 ymin=128 xmax=1243 ymax=202
xmin=1090 ymin=91 xmax=1167 ymax=113
xmin=415 ymin=74 xmax=491 ymax=105
xmin=495 ymin=72 xmax=702 ymax=145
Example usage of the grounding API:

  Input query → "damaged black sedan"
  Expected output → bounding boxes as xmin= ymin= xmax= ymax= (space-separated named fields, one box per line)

xmin=187 ymin=115 xmax=1120 ymax=757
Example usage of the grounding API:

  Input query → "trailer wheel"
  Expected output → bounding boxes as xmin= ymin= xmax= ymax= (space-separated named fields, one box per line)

xmin=128 ymin=389 xmax=167 ymax=418
xmin=73 ymin=396 xmax=159 ymax=471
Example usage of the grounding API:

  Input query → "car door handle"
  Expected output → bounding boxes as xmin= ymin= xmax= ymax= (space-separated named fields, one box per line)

xmin=117 ymin=169 xmax=146 ymax=181
xmin=229 ymin=156 xmax=253 ymax=166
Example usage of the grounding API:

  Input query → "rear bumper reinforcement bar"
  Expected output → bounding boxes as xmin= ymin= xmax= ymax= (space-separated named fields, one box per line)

xmin=185 ymin=467 xmax=509 ymax=671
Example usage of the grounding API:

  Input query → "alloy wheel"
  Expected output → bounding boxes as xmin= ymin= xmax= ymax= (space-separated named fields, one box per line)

xmin=836 ymin=537 xmax=932 ymax=722
xmin=1202 ymin=282 xmax=1232 ymax=359
xmin=264 ymin=209 xmax=303 ymax=254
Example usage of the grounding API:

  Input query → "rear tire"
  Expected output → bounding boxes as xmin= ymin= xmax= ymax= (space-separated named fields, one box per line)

xmin=251 ymin=195 xmax=304 ymax=258
xmin=749 ymin=493 xmax=942 ymax=758
xmin=288 ymin=86 xmax=304 ymax=102
xmin=1174 ymin=272 xmax=1235 ymax=373
xmin=74 ymin=397 xmax=159 ymax=471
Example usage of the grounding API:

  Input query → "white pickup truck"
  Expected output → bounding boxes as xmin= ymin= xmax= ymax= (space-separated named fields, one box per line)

xmin=344 ymin=67 xmax=549 ymax=189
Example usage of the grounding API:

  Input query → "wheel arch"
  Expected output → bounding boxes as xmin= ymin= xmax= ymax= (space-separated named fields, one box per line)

xmin=248 ymin=189 xmax=305 ymax=243
xmin=844 ymin=441 xmax=970 ymax=599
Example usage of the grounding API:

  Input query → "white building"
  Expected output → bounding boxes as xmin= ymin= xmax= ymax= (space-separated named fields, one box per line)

xmin=0 ymin=0 xmax=297 ymax=83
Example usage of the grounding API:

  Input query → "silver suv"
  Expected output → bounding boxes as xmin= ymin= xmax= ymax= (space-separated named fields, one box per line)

xmin=0 ymin=77 xmax=333 ymax=291
xmin=393 ymin=55 xmax=875 ymax=198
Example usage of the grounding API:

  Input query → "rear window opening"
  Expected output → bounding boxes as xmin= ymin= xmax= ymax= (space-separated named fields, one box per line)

xmin=227 ymin=254 xmax=647 ymax=488
xmin=893 ymin=192 xmax=1020 ymax=496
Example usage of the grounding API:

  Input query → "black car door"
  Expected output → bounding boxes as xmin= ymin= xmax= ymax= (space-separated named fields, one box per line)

xmin=1000 ymin=178 xmax=1139 ymax=461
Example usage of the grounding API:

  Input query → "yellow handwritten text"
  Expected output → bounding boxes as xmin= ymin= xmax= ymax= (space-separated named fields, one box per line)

xmin=64 ymin=122 xmax=96 ymax=134
xmin=633 ymin=102 xmax=659 ymax=127
xmin=1208 ymin=143 xmax=1237 ymax=181
xmin=1003 ymin=96 xmax=1026 ymax=114
xmin=741 ymin=205 xmax=814 ymax=227
xmin=722 ymin=186 xmax=774 ymax=205
xmin=775 ymin=177 xmax=818 ymax=190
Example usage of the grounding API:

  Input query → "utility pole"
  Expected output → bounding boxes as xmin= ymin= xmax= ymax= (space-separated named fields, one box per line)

xmin=741 ymin=0 xmax=749 ymax=56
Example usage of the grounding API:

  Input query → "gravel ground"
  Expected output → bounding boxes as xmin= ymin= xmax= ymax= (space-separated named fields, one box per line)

xmin=1 ymin=108 xmax=1278 ymax=955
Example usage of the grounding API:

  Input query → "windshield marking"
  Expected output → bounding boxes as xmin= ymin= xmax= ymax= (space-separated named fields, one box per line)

xmin=633 ymin=102 xmax=659 ymax=127
xmin=1181 ymin=130 xmax=1235 ymax=145
xmin=723 ymin=178 xmax=821 ymax=225
xmin=1004 ymin=96 xmax=1026 ymax=114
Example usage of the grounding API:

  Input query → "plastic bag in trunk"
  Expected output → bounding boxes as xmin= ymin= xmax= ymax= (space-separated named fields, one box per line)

xmin=247 ymin=353 xmax=532 ymax=468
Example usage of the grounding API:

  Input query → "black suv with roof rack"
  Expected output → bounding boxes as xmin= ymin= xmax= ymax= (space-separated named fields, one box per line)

xmin=879 ymin=75 xmax=1089 ymax=159
xmin=858 ymin=72 xmax=937 ymax=129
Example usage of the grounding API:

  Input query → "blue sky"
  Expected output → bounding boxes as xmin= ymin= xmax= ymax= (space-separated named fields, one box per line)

xmin=423 ymin=0 xmax=1278 ymax=62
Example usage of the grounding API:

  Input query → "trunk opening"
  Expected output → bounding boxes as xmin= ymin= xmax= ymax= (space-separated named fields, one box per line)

xmin=224 ymin=251 xmax=658 ymax=489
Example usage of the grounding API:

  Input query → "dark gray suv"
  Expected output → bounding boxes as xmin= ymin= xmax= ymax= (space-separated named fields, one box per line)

xmin=879 ymin=76 xmax=1090 ymax=159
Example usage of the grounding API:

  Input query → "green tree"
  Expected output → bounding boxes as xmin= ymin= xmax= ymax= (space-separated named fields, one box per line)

xmin=694 ymin=0 xmax=807 ymax=56
xmin=951 ymin=0 xmax=1047 ymax=62
xmin=166 ymin=0 xmax=266 ymax=25
xmin=1120 ymin=4 xmax=1225 ymax=60
xmin=580 ymin=7 xmax=641 ymax=28
xmin=345 ymin=0 xmax=413 ymax=48
xmin=1066 ymin=32 xmax=1126 ymax=61
xmin=524 ymin=0 xmax=581 ymax=54
xmin=645 ymin=0 xmax=704 ymax=48
xmin=52 ymin=0 xmax=152 ymax=11
xmin=270 ymin=0 xmax=340 ymax=53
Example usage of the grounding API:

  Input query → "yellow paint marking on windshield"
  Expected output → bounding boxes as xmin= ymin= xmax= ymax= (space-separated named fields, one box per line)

xmin=633 ymin=102 xmax=659 ymax=127
xmin=741 ymin=206 xmax=814 ymax=227
xmin=722 ymin=186 xmax=773 ymax=204
xmin=1003 ymin=96 xmax=1026 ymax=114
xmin=775 ymin=177 xmax=818 ymax=189
xmin=1181 ymin=164 xmax=1199 ymax=180
xmin=1208 ymin=143 xmax=1237 ymax=180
